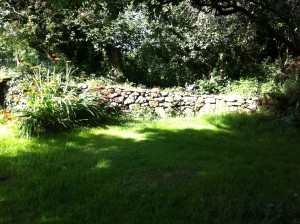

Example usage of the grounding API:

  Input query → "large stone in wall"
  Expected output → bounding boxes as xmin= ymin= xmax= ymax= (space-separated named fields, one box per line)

xmin=109 ymin=93 xmax=119 ymax=98
xmin=215 ymin=99 xmax=228 ymax=113
xmin=114 ymin=96 xmax=125 ymax=103
xmin=150 ymin=92 xmax=159 ymax=97
xmin=205 ymin=98 xmax=216 ymax=104
xmin=160 ymin=102 xmax=173 ymax=108
xmin=135 ymin=96 xmax=147 ymax=104
xmin=129 ymin=103 xmax=141 ymax=111
xmin=199 ymin=103 xmax=216 ymax=114
xmin=174 ymin=95 xmax=182 ymax=101
xmin=155 ymin=107 xmax=167 ymax=118
xmin=224 ymin=96 xmax=237 ymax=102
xmin=109 ymin=102 xmax=118 ymax=107
xmin=165 ymin=96 xmax=174 ymax=103
xmin=183 ymin=97 xmax=197 ymax=103
xmin=247 ymin=104 xmax=257 ymax=110
xmin=183 ymin=108 xmax=194 ymax=116
xmin=115 ymin=88 xmax=122 ymax=95
xmin=237 ymin=97 xmax=245 ymax=103
xmin=124 ymin=97 xmax=136 ymax=105
xmin=130 ymin=92 xmax=140 ymax=97
xmin=194 ymin=105 xmax=204 ymax=112
xmin=161 ymin=92 xmax=169 ymax=97
xmin=151 ymin=88 xmax=160 ymax=93
xmin=195 ymin=102 xmax=205 ymax=108
xmin=156 ymin=97 xmax=165 ymax=103
xmin=106 ymin=87 xmax=115 ymax=94
xmin=246 ymin=99 xmax=255 ymax=105
xmin=149 ymin=101 xmax=159 ymax=108
xmin=136 ymin=88 xmax=147 ymax=94
xmin=196 ymin=98 xmax=205 ymax=103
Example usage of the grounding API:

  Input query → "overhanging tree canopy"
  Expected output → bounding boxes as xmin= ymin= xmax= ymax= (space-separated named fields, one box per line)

xmin=0 ymin=0 xmax=132 ymax=74
xmin=134 ymin=0 xmax=300 ymax=56
xmin=3 ymin=0 xmax=298 ymax=56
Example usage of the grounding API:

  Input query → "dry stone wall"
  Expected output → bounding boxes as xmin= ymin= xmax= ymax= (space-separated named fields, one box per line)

xmin=100 ymin=86 xmax=271 ymax=117
xmin=4 ymin=81 xmax=273 ymax=116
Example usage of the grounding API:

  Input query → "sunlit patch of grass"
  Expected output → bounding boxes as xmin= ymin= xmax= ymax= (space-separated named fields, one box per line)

xmin=90 ymin=127 xmax=148 ymax=142
xmin=94 ymin=159 xmax=111 ymax=169
xmin=0 ymin=124 xmax=14 ymax=139
xmin=40 ymin=216 xmax=61 ymax=223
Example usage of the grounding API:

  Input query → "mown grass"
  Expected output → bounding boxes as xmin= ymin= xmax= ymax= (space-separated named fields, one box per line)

xmin=0 ymin=113 xmax=299 ymax=224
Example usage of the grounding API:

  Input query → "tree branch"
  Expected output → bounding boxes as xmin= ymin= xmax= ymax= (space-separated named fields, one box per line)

xmin=190 ymin=0 xmax=300 ymax=55
xmin=4 ymin=1 xmax=22 ymax=15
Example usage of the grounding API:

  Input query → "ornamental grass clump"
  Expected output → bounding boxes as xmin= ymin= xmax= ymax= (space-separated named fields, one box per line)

xmin=17 ymin=66 xmax=109 ymax=137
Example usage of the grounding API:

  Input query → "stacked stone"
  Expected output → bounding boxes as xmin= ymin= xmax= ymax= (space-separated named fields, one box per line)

xmin=4 ymin=82 xmax=271 ymax=116
xmin=98 ymin=86 xmax=264 ymax=117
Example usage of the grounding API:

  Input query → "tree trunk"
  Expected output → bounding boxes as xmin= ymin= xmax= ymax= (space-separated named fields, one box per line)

xmin=0 ymin=78 xmax=10 ymax=109
xmin=104 ymin=44 xmax=123 ymax=82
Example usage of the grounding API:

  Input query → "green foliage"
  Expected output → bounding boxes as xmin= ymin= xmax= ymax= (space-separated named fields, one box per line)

xmin=135 ymin=0 xmax=300 ymax=56
xmin=193 ymin=60 xmax=282 ymax=96
xmin=122 ymin=2 xmax=274 ymax=87
xmin=225 ymin=78 xmax=273 ymax=98
xmin=2 ymin=0 xmax=297 ymax=86
xmin=0 ymin=67 xmax=19 ymax=79
xmin=122 ymin=3 xmax=206 ymax=86
xmin=0 ymin=0 xmax=106 ymax=75
xmin=15 ymin=66 xmax=110 ymax=137
xmin=194 ymin=70 xmax=229 ymax=95
xmin=269 ymin=70 xmax=300 ymax=126
xmin=1 ymin=0 xmax=299 ymax=94
xmin=0 ymin=110 xmax=13 ymax=125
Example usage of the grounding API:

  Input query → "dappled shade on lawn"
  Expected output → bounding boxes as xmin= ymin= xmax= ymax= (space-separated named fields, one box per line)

xmin=0 ymin=113 xmax=299 ymax=223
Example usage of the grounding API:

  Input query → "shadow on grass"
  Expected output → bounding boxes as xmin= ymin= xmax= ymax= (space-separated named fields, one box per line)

xmin=0 ymin=113 xmax=299 ymax=224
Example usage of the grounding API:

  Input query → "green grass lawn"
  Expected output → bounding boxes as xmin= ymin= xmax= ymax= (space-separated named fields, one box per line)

xmin=0 ymin=113 xmax=299 ymax=224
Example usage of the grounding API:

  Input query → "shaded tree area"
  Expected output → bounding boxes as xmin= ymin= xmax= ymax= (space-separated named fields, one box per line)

xmin=0 ymin=0 xmax=299 ymax=86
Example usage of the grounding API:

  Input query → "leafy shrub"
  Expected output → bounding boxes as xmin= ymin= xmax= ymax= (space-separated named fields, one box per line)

xmin=0 ymin=67 xmax=21 ymax=79
xmin=194 ymin=70 xmax=229 ymax=95
xmin=227 ymin=78 xmax=260 ymax=97
xmin=0 ymin=110 xmax=13 ymax=124
xmin=219 ymin=60 xmax=281 ymax=97
xmin=224 ymin=78 xmax=276 ymax=98
xmin=13 ymin=66 xmax=112 ymax=137
xmin=269 ymin=70 xmax=300 ymax=126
